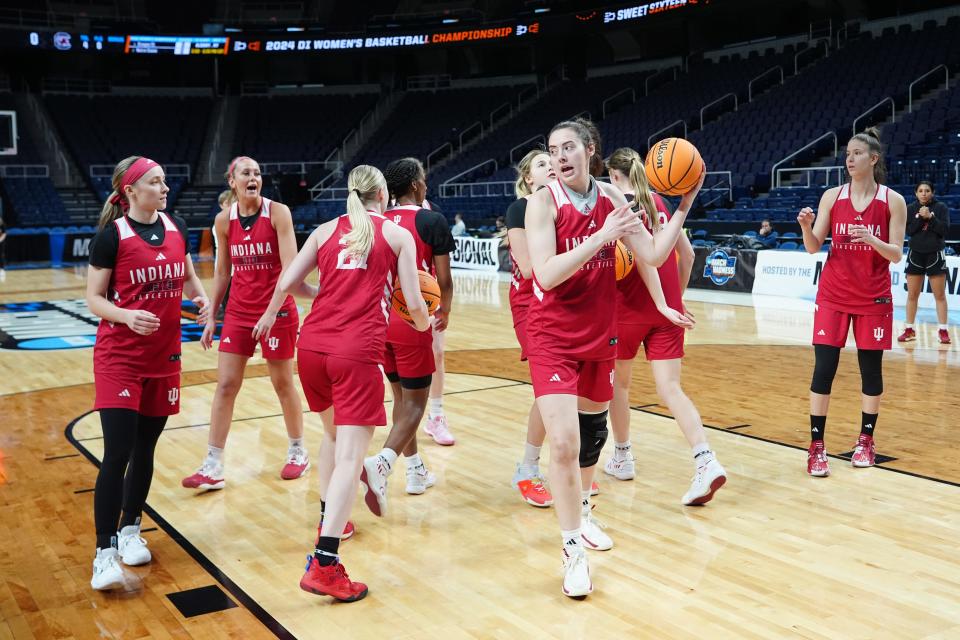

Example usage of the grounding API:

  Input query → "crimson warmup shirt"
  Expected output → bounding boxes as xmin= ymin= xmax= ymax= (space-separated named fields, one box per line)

xmin=297 ymin=214 xmax=397 ymax=363
xmin=527 ymin=180 xmax=618 ymax=361
xmin=92 ymin=213 xmax=186 ymax=376
xmin=617 ymin=193 xmax=682 ymax=325
xmin=817 ymin=183 xmax=893 ymax=315
xmin=384 ymin=204 xmax=453 ymax=347
xmin=505 ymin=198 xmax=534 ymax=325
xmin=225 ymin=197 xmax=298 ymax=327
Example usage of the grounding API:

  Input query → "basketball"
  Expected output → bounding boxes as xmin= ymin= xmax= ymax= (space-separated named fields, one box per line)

xmin=615 ymin=240 xmax=635 ymax=281
xmin=645 ymin=137 xmax=705 ymax=196
xmin=391 ymin=270 xmax=442 ymax=320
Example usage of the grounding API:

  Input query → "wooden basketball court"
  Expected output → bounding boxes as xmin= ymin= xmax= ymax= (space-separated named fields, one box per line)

xmin=2 ymin=264 xmax=959 ymax=639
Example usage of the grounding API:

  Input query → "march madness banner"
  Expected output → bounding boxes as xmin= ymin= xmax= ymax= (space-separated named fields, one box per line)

xmin=450 ymin=236 xmax=500 ymax=272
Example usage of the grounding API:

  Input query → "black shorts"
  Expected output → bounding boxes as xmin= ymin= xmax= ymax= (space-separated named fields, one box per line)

xmin=905 ymin=250 xmax=948 ymax=276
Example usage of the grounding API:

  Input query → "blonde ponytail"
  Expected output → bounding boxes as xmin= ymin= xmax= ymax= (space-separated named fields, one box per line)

xmin=514 ymin=149 xmax=543 ymax=198
xmin=98 ymin=155 xmax=140 ymax=229
xmin=342 ymin=164 xmax=383 ymax=259
xmin=606 ymin=147 xmax=660 ymax=233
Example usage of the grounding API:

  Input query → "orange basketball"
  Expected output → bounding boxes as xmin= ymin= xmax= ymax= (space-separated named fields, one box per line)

xmin=615 ymin=240 xmax=635 ymax=281
xmin=391 ymin=270 xmax=441 ymax=321
xmin=645 ymin=137 xmax=705 ymax=196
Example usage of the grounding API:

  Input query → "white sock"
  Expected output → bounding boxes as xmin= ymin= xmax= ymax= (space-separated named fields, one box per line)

xmin=939 ymin=324 xmax=948 ymax=331
xmin=406 ymin=452 xmax=423 ymax=470
xmin=429 ymin=397 xmax=444 ymax=418
xmin=692 ymin=442 xmax=714 ymax=468
xmin=614 ymin=440 xmax=632 ymax=460
xmin=905 ymin=323 xmax=914 ymax=330
xmin=379 ymin=448 xmax=398 ymax=473
xmin=288 ymin=437 xmax=304 ymax=449
xmin=522 ymin=442 xmax=541 ymax=467
xmin=206 ymin=445 xmax=224 ymax=464
xmin=581 ymin=490 xmax=591 ymax=518
xmin=561 ymin=528 xmax=583 ymax=553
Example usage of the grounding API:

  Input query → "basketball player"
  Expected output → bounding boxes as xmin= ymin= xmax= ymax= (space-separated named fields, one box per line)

xmin=506 ymin=149 xmax=556 ymax=507
xmin=182 ymin=156 xmax=308 ymax=492
xmin=280 ymin=164 xmax=429 ymax=602
xmin=603 ymin=147 xmax=726 ymax=505
xmin=362 ymin=158 xmax=454 ymax=513
xmin=86 ymin=156 xmax=209 ymax=590
xmin=797 ymin=128 xmax=906 ymax=477
xmin=525 ymin=118 xmax=696 ymax=597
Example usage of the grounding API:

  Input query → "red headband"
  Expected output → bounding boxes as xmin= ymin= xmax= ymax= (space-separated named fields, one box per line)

xmin=109 ymin=157 xmax=159 ymax=212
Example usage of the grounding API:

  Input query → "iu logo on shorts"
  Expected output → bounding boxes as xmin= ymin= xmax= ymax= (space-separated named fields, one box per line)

xmin=609 ymin=369 xmax=615 ymax=386
xmin=873 ymin=327 xmax=884 ymax=342
xmin=268 ymin=336 xmax=280 ymax=351
xmin=167 ymin=387 xmax=179 ymax=405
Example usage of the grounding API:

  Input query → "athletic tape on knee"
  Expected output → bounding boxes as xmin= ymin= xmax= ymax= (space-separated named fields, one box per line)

xmin=578 ymin=410 xmax=609 ymax=468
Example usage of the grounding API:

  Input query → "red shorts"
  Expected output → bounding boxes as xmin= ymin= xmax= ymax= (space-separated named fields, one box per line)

xmin=383 ymin=341 xmax=436 ymax=382
xmin=94 ymin=372 xmax=181 ymax=417
xmin=219 ymin=321 xmax=297 ymax=360
xmin=812 ymin=305 xmax=892 ymax=350
xmin=617 ymin=322 xmax=685 ymax=361
xmin=297 ymin=350 xmax=386 ymax=426
xmin=513 ymin=317 xmax=529 ymax=361
xmin=527 ymin=356 xmax=615 ymax=403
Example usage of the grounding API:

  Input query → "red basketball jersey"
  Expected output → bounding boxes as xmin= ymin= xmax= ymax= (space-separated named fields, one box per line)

xmin=508 ymin=199 xmax=534 ymax=324
xmin=527 ymin=180 xmax=618 ymax=361
xmin=297 ymin=213 xmax=397 ymax=363
xmin=817 ymin=183 xmax=893 ymax=315
xmin=385 ymin=204 xmax=434 ymax=347
xmin=617 ymin=193 xmax=682 ymax=325
xmin=94 ymin=213 xmax=186 ymax=377
xmin=225 ymin=197 xmax=298 ymax=327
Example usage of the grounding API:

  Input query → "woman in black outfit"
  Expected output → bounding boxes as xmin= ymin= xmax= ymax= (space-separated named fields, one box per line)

xmin=898 ymin=180 xmax=950 ymax=344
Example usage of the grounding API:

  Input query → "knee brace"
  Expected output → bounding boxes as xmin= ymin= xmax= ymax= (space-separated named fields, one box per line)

xmin=578 ymin=410 xmax=609 ymax=468
xmin=857 ymin=349 xmax=884 ymax=396
xmin=810 ymin=344 xmax=841 ymax=395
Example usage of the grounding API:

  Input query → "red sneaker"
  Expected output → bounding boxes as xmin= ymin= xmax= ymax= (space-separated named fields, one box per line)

xmin=851 ymin=434 xmax=876 ymax=468
xmin=315 ymin=521 xmax=355 ymax=544
xmin=897 ymin=327 xmax=916 ymax=342
xmin=280 ymin=446 xmax=310 ymax=480
xmin=517 ymin=477 xmax=554 ymax=507
xmin=590 ymin=481 xmax=600 ymax=496
xmin=300 ymin=556 xmax=368 ymax=602
xmin=939 ymin=329 xmax=951 ymax=344
xmin=807 ymin=440 xmax=830 ymax=477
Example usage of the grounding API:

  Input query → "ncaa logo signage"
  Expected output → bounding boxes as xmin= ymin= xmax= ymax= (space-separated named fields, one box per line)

xmin=703 ymin=249 xmax=738 ymax=286
xmin=53 ymin=32 xmax=72 ymax=50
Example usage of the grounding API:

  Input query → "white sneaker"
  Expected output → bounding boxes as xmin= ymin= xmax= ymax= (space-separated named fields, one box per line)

xmin=580 ymin=513 xmax=613 ymax=551
xmin=561 ymin=548 xmax=592 ymax=597
xmin=181 ymin=459 xmax=225 ymax=490
xmin=360 ymin=454 xmax=389 ymax=517
xmin=681 ymin=458 xmax=727 ymax=506
xmin=405 ymin=465 xmax=436 ymax=495
xmin=603 ymin=454 xmax=636 ymax=480
xmin=91 ymin=547 xmax=124 ymax=591
xmin=117 ymin=522 xmax=151 ymax=566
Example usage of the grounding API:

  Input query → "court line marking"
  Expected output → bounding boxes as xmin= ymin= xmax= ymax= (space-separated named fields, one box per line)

xmin=44 ymin=453 xmax=81 ymax=460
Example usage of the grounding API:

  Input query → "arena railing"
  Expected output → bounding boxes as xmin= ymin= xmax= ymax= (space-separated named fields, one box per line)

xmin=852 ymin=97 xmax=895 ymax=136
xmin=700 ymin=171 xmax=734 ymax=206
xmin=644 ymin=67 xmax=678 ymax=96
xmin=956 ymin=162 xmax=959 ymax=185
xmin=601 ymin=87 xmax=636 ymax=119
xmin=490 ymin=102 xmax=513 ymax=128
xmin=260 ymin=161 xmax=339 ymax=179
xmin=774 ymin=166 xmax=845 ymax=190
xmin=459 ymin=121 xmax=483 ymax=151
xmin=794 ymin=39 xmax=829 ymax=74
xmin=0 ymin=165 xmax=49 ymax=178
xmin=770 ymin=131 xmax=838 ymax=189
xmin=427 ymin=142 xmax=454 ymax=172
xmin=909 ymin=65 xmax=949 ymax=113
xmin=509 ymin=135 xmax=545 ymax=164
xmin=438 ymin=181 xmax=515 ymax=199
xmin=748 ymin=66 xmax=784 ymax=102
xmin=646 ymin=120 xmax=687 ymax=151
xmin=700 ymin=93 xmax=738 ymax=129
xmin=90 ymin=163 xmax=191 ymax=180
xmin=439 ymin=159 xmax=499 ymax=198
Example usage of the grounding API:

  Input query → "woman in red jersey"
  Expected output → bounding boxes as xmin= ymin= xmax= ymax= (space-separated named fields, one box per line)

xmin=182 ymin=156 xmax=308 ymax=492
xmin=506 ymin=148 xmax=557 ymax=508
xmin=280 ymin=164 xmax=429 ymax=603
xmin=85 ymin=156 xmax=209 ymax=590
xmin=602 ymin=147 xmax=726 ymax=506
xmin=525 ymin=118 xmax=699 ymax=597
xmin=797 ymin=127 xmax=906 ymax=477
xmin=362 ymin=158 xmax=454 ymax=512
